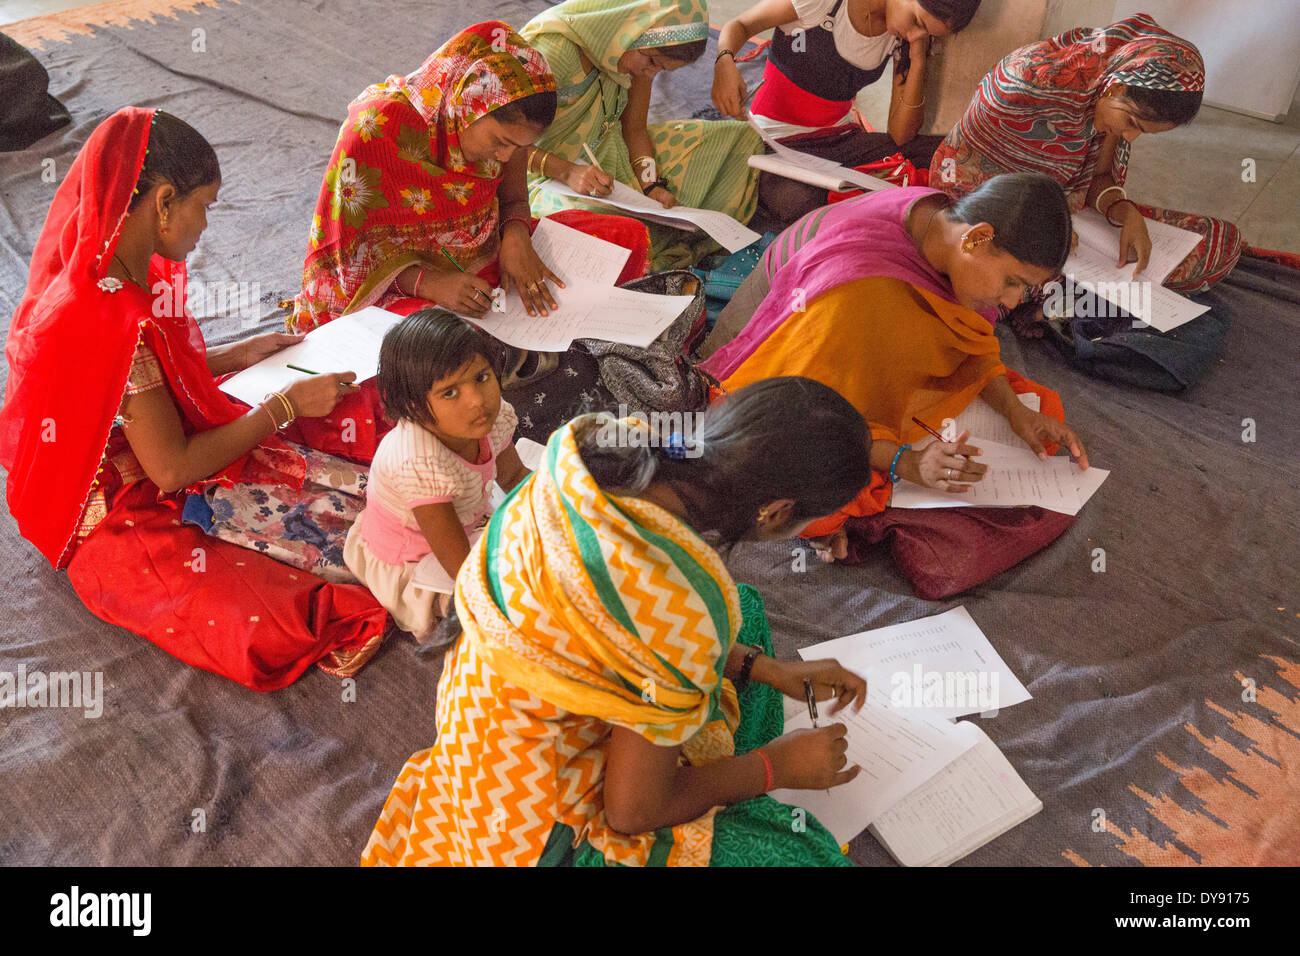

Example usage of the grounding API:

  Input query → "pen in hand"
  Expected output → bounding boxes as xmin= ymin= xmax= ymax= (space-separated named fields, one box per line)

xmin=804 ymin=678 xmax=819 ymax=729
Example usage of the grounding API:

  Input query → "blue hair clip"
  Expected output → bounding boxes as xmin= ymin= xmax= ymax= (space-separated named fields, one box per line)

xmin=664 ymin=431 xmax=688 ymax=460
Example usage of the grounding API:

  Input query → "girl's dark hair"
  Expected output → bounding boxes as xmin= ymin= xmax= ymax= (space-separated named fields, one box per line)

xmin=377 ymin=308 xmax=502 ymax=430
xmin=896 ymin=0 xmax=981 ymax=79
xmin=1121 ymin=85 xmax=1202 ymax=127
xmin=493 ymin=90 xmax=558 ymax=128
xmin=945 ymin=171 xmax=1072 ymax=273
xmin=575 ymin=377 xmax=872 ymax=548
xmin=920 ymin=0 xmax=981 ymax=32
xmin=646 ymin=38 xmax=708 ymax=65
xmin=128 ymin=111 xmax=220 ymax=211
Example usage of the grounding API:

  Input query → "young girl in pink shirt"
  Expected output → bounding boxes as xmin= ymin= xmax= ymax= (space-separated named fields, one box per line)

xmin=344 ymin=309 xmax=530 ymax=638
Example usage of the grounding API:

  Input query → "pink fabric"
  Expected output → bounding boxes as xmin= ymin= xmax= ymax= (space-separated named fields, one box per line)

xmin=701 ymin=186 xmax=998 ymax=381
xmin=360 ymin=434 xmax=498 ymax=565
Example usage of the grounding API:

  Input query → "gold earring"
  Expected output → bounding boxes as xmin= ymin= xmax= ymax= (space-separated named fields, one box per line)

xmin=758 ymin=507 xmax=771 ymax=523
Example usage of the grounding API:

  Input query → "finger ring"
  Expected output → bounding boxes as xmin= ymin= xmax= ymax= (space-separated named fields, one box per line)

xmin=528 ymin=281 xmax=540 ymax=292
xmin=946 ymin=468 xmax=952 ymax=480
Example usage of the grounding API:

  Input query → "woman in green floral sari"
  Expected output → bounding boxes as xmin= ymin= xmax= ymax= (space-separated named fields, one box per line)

xmin=520 ymin=0 xmax=763 ymax=269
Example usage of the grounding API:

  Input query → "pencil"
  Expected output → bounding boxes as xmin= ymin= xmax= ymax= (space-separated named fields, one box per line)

xmin=581 ymin=142 xmax=605 ymax=173
xmin=913 ymin=416 xmax=970 ymax=461
xmin=286 ymin=363 xmax=361 ymax=388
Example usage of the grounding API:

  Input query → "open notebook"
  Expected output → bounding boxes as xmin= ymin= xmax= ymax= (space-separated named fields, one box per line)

xmin=869 ymin=721 xmax=1042 ymax=867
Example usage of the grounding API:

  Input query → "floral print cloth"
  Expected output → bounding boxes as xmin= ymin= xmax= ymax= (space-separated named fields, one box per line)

xmin=198 ymin=444 xmax=368 ymax=584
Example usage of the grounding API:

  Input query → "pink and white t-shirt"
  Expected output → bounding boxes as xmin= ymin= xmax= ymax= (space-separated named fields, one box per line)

xmin=358 ymin=401 xmax=518 ymax=566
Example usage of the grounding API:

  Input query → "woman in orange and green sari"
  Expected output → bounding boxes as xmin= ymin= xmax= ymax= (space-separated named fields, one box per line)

xmin=287 ymin=21 xmax=650 ymax=461
xmin=702 ymin=172 xmax=1089 ymax=548
xmin=363 ymin=378 xmax=875 ymax=866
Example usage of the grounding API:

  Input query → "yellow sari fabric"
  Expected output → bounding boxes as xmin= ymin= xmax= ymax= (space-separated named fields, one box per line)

xmin=362 ymin=417 xmax=744 ymax=866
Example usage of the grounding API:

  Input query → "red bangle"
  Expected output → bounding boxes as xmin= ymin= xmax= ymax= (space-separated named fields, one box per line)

xmin=413 ymin=268 xmax=427 ymax=298
xmin=1105 ymin=197 xmax=1139 ymax=227
xmin=755 ymin=748 xmax=774 ymax=794
xmin=500 ymin=213 xmax=532 ymax=235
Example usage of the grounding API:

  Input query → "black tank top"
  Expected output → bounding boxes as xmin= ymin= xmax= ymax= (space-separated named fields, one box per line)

xmin=767 ymin=0 xmax=890 ymax=102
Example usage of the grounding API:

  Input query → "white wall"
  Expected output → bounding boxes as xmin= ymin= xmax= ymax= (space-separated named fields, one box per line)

xmin=1112 ymin=0 xmax=1300 ymax=121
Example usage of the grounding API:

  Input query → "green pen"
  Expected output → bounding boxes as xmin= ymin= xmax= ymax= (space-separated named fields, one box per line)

xmin=441 ymin=248 xmax=466 ymax=273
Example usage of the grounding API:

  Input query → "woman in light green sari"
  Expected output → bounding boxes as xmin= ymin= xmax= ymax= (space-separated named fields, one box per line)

xmin=520 ymin=0 xmax=763 ymax=269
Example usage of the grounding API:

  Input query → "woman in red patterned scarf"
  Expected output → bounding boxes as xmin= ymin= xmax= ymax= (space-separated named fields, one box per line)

xmin=930 ymin=13 xmax=1241 ymax=307
xmin=0 ymin=108 xmax=387 ymax=691
xmin=288 ymin=21 xmax=650 ymax=461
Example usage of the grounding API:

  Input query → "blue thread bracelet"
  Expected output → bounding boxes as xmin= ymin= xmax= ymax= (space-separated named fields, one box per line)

xmin=889 ymin=443 xmax=911 ymax=484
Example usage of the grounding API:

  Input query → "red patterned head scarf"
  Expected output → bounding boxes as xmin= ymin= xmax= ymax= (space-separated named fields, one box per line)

xmin=0 ymin=107 xmax=302 ymax=568
xmin=290 ymin=21 xmax=556 ymax=331
xmin=933 ymin=14 xmax=1204 ymax=208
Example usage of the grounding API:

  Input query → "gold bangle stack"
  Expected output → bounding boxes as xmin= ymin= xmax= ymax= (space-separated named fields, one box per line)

xmin=264 ymin=390 xmax=296 ymax=429
xmin=527 ymin=147 xmax=550 ymax=178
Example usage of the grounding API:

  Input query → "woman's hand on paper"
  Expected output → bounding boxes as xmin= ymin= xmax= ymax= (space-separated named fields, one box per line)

xmin=711 ymin=58 xmax=748 ymax=119
xmin=764 ymin=725 xmax=860 ymax=790
xmin=284 ymin=370 xmax=358 ymax=418
xmin=768 ymin=658 xmax=868 ymax=715
xmin=565 ymin=163 xmax=613 ymax=198
xmin=1117 ymin=204 xmax=1152 ymax=277
xmin=912 ymin=430 xmax=987 ymax=492
xmin=499 ymin=228 xmax=564 ymax=317
xmin=426 ymin=270 xmax=496 ymax=318
xmin=646 ymin=185 xmax=677 ymax=208
xmin=1008 ymin=406 xmax=1089 ymax=468
xmin=238 ymin=331 xmax=304 ymax=371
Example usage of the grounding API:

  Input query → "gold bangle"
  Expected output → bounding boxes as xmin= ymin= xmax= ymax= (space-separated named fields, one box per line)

xmin=902 ymin=95 xmax=926 ymax=109
xmin=269 ymin=390 xmax=295 ymax=426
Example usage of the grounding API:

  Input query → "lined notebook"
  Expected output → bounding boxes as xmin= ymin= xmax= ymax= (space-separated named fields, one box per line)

xmin=868 ymin=721 xmax=1042 ymax=867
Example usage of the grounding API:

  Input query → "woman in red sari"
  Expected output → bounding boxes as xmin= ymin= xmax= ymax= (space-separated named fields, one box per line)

xmin=0 ymin=107 xmax=387 ymax=691
xmin=288 ymin=21 xmax=651 ymax=461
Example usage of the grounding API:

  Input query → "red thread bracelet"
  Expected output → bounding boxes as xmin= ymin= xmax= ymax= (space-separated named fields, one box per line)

xmin=1105 ymin=197 xmax=1139 ymax=227
xmin=755 ymin=748 xmax=774 ymax=793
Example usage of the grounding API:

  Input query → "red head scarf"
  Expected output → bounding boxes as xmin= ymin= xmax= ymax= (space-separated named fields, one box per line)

xmin=0 ymin=106 xmax=302 ymax=568
xmin=289 ymin=21 xmax=556 ymax=330
xmin=932 ymin=14 xmax=1205 ymax=208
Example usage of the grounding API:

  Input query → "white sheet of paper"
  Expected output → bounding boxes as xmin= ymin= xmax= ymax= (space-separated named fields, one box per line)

xmin=797 ymin=606 xmax=1031 ymax=720
xmin=1061 ymin=243 xmax=1210 ymax=331
xmin=946 ymin=393 xmax=1040 ymax=448
xmin=460 ymin=279 xmax=694 ymax=352
xmin=539 ymin=179 xmax=761 ymax=253
xmin=889 ymin=439 xmax=1084 ymax=513
xmin=868 ymin=721 xmax=1041 ymax=866
xmin=746 ymin=118 xmax=895 ymax=193
xmin=769 ymin=703 xmax=979 ymax=845
xmin=1073 ymin=208 xmax=1202 ymax=284
xmin=514 ymin=437 xmax=546 ymax=472
xmin=218 ymin=305 xmax=402 ymax=406
xmin=529 ymin=216 xmax=629 ymax=287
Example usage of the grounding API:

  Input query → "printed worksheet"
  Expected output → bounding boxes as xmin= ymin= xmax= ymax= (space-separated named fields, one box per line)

xmin=463 ymin=279 xmax=694 ymax=352
xmin=539 ymin=179 xmax=761 ymax=252
xmin=1064 ymin=209 xmax=1210 ymax=331
xmin=796 ymin=606 xmax=1032 ymax=720
xmin=768 ymin=703 xmax=979 ymax=845
xmin=528 ymin=216 xmax=629 ymax=287
xmin=889 ymin=439 xmax=1085 ymax=513
xmin=940 ymin=393 xmax=1040 ymax=448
